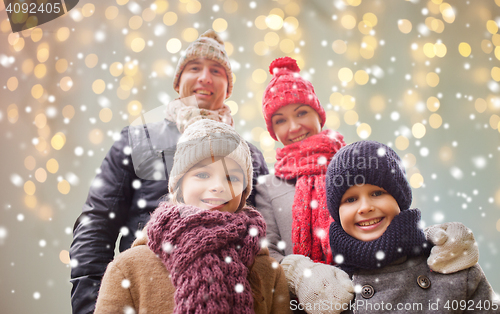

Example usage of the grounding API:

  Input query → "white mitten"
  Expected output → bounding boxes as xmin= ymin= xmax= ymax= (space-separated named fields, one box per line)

xmin=281 ymin=254 xmax=354 ymax=314
xmin=425 ymin=222 xmax=479 ymax=274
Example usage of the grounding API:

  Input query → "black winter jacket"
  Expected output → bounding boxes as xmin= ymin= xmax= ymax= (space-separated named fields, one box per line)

xmin=69 ymin=119 xmax=269 ymax=314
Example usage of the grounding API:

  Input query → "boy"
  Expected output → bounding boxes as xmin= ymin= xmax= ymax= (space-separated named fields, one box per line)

xmin=325 ymin=140 xmax=499 ymax=314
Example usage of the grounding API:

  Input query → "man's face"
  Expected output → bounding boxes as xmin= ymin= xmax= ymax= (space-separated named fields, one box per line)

xmin=175 ymin=58 xmax=228 ymax=111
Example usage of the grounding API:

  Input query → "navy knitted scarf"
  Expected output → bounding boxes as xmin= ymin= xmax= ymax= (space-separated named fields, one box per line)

xmin=329 ymin=209 xmax=432 ymax=275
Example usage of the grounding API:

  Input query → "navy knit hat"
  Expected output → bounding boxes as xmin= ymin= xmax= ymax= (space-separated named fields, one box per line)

xmin=326 ymin=140 xmax=412 ymax=223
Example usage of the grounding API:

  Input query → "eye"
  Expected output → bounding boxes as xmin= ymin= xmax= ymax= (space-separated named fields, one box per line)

xmin=343 ymin=196 xmax=356 ymax=204
xmin=274 ymin=118 xmax=285 ymax=125
xmin=297 ymin=110 xmax=308 ymax=117
xmin=372 ymin=190 xmax=384 ymax=197
xmin=211 ymin=68 xmax=221 ymax=75
xmin=188 ymin=66 xmax=199 ymax=71
xmin=195 ymin=172 xmax=209 ymax=179
xmin=227 ymin=175 xmax=241 ymax=183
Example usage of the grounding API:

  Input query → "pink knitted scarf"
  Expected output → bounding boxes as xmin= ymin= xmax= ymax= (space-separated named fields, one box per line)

xmin=147 ymin=202 xmax=265 ymax=314
xmin=274 ymin=130 xmax=345 ymax=264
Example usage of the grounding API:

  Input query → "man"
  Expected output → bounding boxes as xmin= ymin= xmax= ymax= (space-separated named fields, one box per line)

xmin=69 ymin=30 xmax=268 ymax=314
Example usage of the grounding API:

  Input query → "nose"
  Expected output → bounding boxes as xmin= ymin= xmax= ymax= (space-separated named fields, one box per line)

xmin=357 ymin=196 xmax=374 ymax=215
xmin=198 ymin=66 xmax=213 ymax=84
xmin=289 ymin=118 xmax=301 ymax=133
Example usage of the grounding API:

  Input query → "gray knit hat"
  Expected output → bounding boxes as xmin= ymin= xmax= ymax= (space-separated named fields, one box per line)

xmin=326 ymin=140 xmax=412 ymax=223
xmin=169 ymin=119 xmax=252 ymax=210
xmin=173 ymin=29 xmax=233 ymax=98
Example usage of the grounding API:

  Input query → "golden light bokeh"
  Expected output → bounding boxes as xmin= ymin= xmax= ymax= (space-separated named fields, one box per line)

xmin=55 ymin=59 xmax=68 ymax=73
xmin=487 ymin=20 xmax=499 ymax=35
xmin=186 ymin=0 xmax=201 ymax=14
xmin=329 ymin=92 xmax=343 ymax=106
xmin=254 ymin=41 xmax=269 ymax=56
xmin=57 ymin=27 xmax=70 ymax=42
xmin=7 ymin=76 xmax=18 ymax=91
xmin=475 ymin=98 xmax=487 ymax=113
xmin=490 ymin=114 xmax=500 ymax=130
xmin=59 ymin=250 xmax=71 ymax=265
xmin=395 ymin=135 xmax=409 ymax=150
xmin=354 ymin=70 xmax=369 ymax=85
xmin=58 ymin=180 xmax=71 ymax=194
xmin=131 ymin=38 xmax=146 ymax=52
xmin=426 ymin=72 xmax=440 ymax=87
xmin=459 ymin=42 xmax=471 ymax=57
xmin=213 ymin=18 xmax=228 ymax=32
xmin=264 ymin=32 xmax=280 ymax=46
xmin=325 ymin=111 xmax=341 ymax=130
xmin=60 ymin=76 xmax=73 ymax=91
xmin=410 ymin=173 xmax=424 ymax=188
xmin=252 ymin=69 xmax=267 ymax=84
xmin=279 ymin=39 xmax=295 ymax=53
xmin=182 ymin=28 xmax=199 ymax=42
xmin=34 ymin=113 xmax=47 ymax=129
xmin=166 ymin=38 xmax=182 ymax=53
xmin=357 ymin=123 xmax=371 ymax=139
xmin=51 ymin=132 xmax=66 ymax=150
xmin=342 ymin=95 xmax=356 ymax=109
xmin=370 ymin=95 xmax=385 ymax=112
xmin=285 ymin=2 xmax=300 ymax=16
xmin=46 ymin=158 xmax=59 ymax=174
xmin=82 ymin=3 xmax=95 ymax=17
xmin=338 ymin=67 xmax=354 ymax=83
xmin=142 ymin=8 xmax=156 ymax=22
xmin=24 ymin=156 xmax=36 ymax=171
xmin=398 ymin=19 xmax=412 ymax=34
xmin=85 ymin=54 xmax=99 ymax=68
xmin=259 ymin=132 xmax=275 ymax=152
xmin=35 ymin=168 xmax=47 ymax=183
xmin=255 ymin=15 xmax=267 ymax=30
xmin=24 ymin=180 xmax=36 ymax=195
xmin=62 ymin=105 xmax=75 ymax=120
xmin=22 ymin=59 xmax=34 ymax=74
xmin=31 ymin=84 xmax=44 ymax=99
xmin=491 ymin=67 xmax=500 ymax=81
xmin=429 ymin=113 xmax=443 ymax=129
xmin=344 ymin=110 xmax=359 ymax=125
xmin=24 ymin=195 xmax=37 ymax=209
xmin=403 ymin=153 xmax=417 ymax=168
xmin=363 ymin=12 xmax=378 ymax=27
xmin=482 ymin=39 xmax=494 ymax=54
xmin=266 ymin=14 xmax=283 ymax=30
xmin=129 ymin=16 xmax=143 ymax=30
xmin=110 ymin=62 xmax=124 ymax=77
xmin=99 ymin=108 xmax=113 ymax=123
xmin=427 ymin=96 xmax=440 ymax=112
xmin=37 ymin=48 xmax=49 ymax=63
xmin=89 ymin=129 xmax=104 ymax=144
xmin=332 ymin=40 xmax=347 ymax=54
xmin=412 ymin=123 xmax=426 ymax=138
xmin=127 ymin=100 xmax=142 ymax=116
xmin=341 ymin=14 xmax=356 ymax=30
xmin=105 ymin=6 xmax=119 ymax=20
xmin=163 ymin=12 xmax=178 ymax=26
xmin=226 ymin=100 xmax=238 ymax=115
xmin=92 ymin=79 xmax=106 ymax=94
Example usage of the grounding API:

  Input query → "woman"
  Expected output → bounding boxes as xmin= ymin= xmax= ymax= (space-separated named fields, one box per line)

xmin=255 ymin=57 xmax=480 ymax=313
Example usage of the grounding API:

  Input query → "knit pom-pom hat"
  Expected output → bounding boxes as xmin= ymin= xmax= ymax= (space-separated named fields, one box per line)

xmin=262 ymin=57 xmax=326 ymax=141
xmin=326 ymin=140 xmax=412 ymax=223
xmin=173 ymin=29 xmax=233 ymax=98
xmin=169 ymin=119 xmax=253 ymax=211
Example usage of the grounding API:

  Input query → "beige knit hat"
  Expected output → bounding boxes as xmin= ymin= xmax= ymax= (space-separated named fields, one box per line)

xmin=173 ymin=29 xmax=233 ymax=98
xmin=169 ymin=119 xmax=252 ymax=210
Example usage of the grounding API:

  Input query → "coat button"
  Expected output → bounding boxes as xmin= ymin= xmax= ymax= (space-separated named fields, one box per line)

xmin=417 ymin=275 xmax=431 ymax=289
xmin=361 ymin=285 xmax=375 ymax=299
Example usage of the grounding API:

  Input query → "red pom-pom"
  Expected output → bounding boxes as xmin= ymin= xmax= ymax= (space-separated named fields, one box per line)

xmin=269 ymin=56 xmax=300 ymax=75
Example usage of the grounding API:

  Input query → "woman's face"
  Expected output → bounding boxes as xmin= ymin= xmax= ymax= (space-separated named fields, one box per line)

xmin=180 ymin=157 xmax=244 ymax=213
xmin=271 ymin=103 xmax=322 ymax=146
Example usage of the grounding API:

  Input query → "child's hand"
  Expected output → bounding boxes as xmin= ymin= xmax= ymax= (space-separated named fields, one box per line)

xmin=425 ymin=222 xmax=479 ymax=274
xmin=281 ymin=254 xmax=354 ymax=314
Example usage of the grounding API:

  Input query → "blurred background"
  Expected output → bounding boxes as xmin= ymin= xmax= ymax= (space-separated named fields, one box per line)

xmin=1 ymin=0 xmax=500 ymax=312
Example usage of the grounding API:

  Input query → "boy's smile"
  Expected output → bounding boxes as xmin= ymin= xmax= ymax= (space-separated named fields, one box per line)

xmin=339 ymin=184 xmax=401 ymax=242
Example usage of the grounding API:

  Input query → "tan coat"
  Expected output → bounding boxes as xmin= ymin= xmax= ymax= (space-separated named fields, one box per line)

xmin=94 ymin=235 xmax=292 ymax=314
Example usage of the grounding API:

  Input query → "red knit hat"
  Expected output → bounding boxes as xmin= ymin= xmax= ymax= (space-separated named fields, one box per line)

xmin=262 ymin=57 xmax=326 ymax=141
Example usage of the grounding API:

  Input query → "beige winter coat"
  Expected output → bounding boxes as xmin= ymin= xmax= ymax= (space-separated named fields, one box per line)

xmin=94 ymin=234 xmax=292 ymax=314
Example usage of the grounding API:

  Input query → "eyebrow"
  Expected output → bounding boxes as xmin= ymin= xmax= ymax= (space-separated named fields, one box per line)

xmin=271 ymin=105 xmax=308 ymax=118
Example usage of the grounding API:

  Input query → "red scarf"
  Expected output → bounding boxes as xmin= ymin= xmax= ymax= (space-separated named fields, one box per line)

xmin=274 ymin=130 xmax=345 ymax=264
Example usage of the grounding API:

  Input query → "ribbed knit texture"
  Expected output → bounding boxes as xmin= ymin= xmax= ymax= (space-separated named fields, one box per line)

xmin=165 ymin=96 xmax=234 ymax=134
xmin=329 ymin=209 xmax=432 ymax=274
xmin=147 ymin=202 xmax=266 ymax=314
xmin=274 ymin=130 xmax=345 ymax=264
xmin=262 ymin=57 xmax=326 ymax=141
xmin=326 ymin=140 xmax=412 ymax=223
xmin=173 ymin=29 xmax=233 ymax=97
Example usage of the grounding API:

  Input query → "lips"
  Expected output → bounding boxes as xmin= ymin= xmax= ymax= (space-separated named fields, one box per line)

xmin=290 ymin=133 xmax=308 ymax=143
xmin=195 ymin=89 xmax=213 ymax=96
xmin=201 ymin=199 xmax=228 ymax=209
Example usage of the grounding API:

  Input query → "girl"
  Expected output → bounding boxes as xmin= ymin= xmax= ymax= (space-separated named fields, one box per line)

xmin=255 ymin=57 xmax=480 ymax=313
xmin=94 ymin=119 xmax=291 ymax=314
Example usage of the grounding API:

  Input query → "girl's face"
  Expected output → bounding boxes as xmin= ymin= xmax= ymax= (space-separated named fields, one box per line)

xmin=180 ymin=157 xmax=244 ymax=213
xmin=339 ymin=184 xmax=401 ymax=242
xmin=271 ymin=103 xmax=322 ymax=146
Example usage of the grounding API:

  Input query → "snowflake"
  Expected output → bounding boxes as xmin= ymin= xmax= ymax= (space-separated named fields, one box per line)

xmin=375 ymin=250 xmax=385 ymax=260
xmin=120 ymin=227 xmax=130 ymax=236
xmin=235 ymin=283 xmax=244 ymax=293
xmin=277 ymin=241 xmax=286 ymax=250
xmin=249 ymin=227 xmax=259 ymax=237
xmin=225 ymin=256 xmax=232 ymax=263
xmin=303 ymin=268 xmax=312 ymax=278
xmin=121 ymin=279 xmax=131 ymax=289
xmin=162 ymin=241 xmax=174 ymax=253
xmin=334 ymin=254 xmax=344 ymax=264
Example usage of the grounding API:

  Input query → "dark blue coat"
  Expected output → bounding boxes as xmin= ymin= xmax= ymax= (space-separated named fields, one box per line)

xmin=69 ymin=119 xmax=269 ymax=314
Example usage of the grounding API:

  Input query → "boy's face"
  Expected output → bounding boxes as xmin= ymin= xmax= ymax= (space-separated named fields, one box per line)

xmin=181 ymin=157 xmax=244 ymax=213
xmin=339 ymin=184 xmax=401 ymax=242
